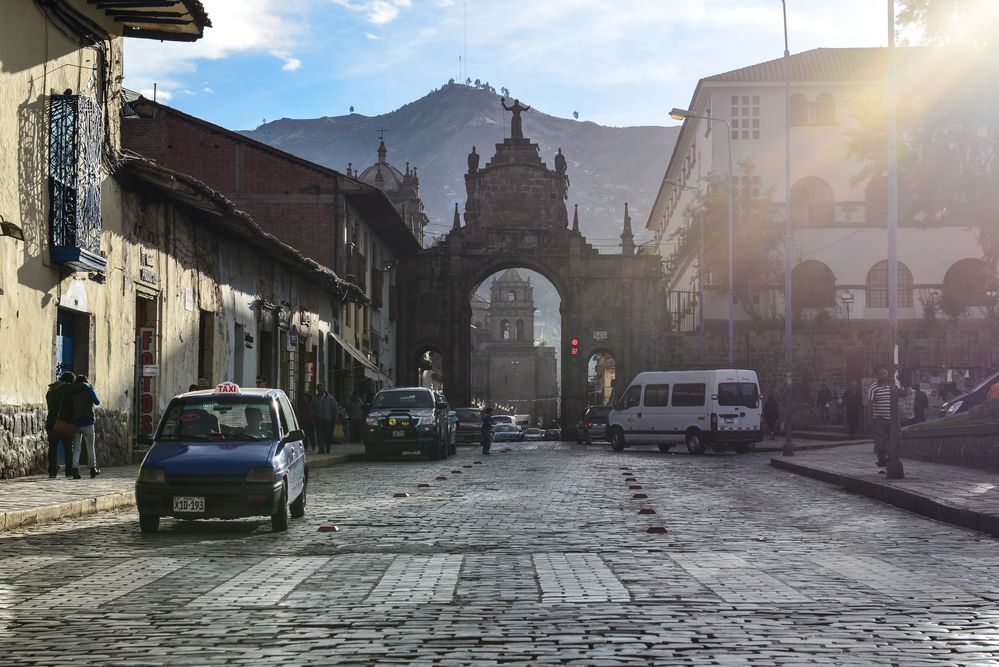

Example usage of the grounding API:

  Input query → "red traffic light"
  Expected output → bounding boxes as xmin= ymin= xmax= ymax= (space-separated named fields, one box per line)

xmin=570 ymin=338 xmax=579 ymax=346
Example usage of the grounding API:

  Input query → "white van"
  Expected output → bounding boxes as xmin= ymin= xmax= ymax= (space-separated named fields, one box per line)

xmin=606 ymin=369 xmax=763 ymax=454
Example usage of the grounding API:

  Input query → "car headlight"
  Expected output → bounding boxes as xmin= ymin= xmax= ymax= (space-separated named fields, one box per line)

xmin=246 ymin=467 xmax=276 ymax=483
xmin=138 ymin=467 xmax=165 ymax=484
xmin=946 ymin=401 xmax=963 ymax=415
xmin=366 ymin=416 xmax=381 ymax=426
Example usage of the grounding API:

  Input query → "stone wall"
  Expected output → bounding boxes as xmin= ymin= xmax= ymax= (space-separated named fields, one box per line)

xmin=0 ymin=406 xmax=131 ymax=478
xmin=657 ymin=319 xmax=999 ymax=424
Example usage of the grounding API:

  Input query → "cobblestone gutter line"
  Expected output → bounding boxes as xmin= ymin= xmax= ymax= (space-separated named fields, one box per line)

xmin=0 ymin=490 xmax=137 ymax=532
xmin=0 ymin=451 xmax=365 ymax=533
xmin=771 ymin=457 xmax=999 ymax=538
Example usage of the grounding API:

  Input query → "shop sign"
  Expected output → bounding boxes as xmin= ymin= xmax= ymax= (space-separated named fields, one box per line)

xmin=138 ymin=327 xmax=157 ymax=435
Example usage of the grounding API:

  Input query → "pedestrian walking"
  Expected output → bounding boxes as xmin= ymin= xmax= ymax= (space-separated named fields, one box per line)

xmin=815 ymin=383 xmax=832 ymax=424
xmin=843 ymin=380 xmax=863 ymax=436
xmin=45 ymin=372 xmax=75 ymax=478
xmin=310 ymin=384 xmax=339 ymax=454
xmin=480 ymin=406 xmax=493 ymax=455
xmin=348 ymin=393 xmax=364 ymax=443
xmin=69 ymin=375 xmax=101 ymax=479
xmin=762 ymin=392 xmax=780 ymax=440
xmin=869 ymin=364 xmax=907 ymax=473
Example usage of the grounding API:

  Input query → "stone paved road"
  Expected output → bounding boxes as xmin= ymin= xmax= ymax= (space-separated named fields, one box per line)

xmin=2 ymin=442 xmax=999 ymax=665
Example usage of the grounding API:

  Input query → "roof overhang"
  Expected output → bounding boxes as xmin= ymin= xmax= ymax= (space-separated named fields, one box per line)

xmin=87 ymin=0 xmax=211 ymax=41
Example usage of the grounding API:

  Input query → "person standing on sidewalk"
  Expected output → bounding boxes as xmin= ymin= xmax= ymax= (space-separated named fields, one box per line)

xmin=480 ymin=406 xmax=493 ymax=455
xmin=45 ymin=372 xmax=75 ymax=478
xmin=762 ymin=392 xmax=780 ymax=441
xmin=310 ymin=384 xmax=339 ymax=454
xmin=69 ymin=375 xmax=101 ymax=479
xmin=843 ymin=380 xmax=863 ymax=436
xmin=869 ymin=364 xmax=907 ymax=473
xmin=816 ymin=383 xmax=832 ymax=424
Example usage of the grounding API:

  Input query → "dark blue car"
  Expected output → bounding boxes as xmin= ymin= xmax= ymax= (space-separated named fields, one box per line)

xmin=135 ymin=384 xmax=307 ymax=533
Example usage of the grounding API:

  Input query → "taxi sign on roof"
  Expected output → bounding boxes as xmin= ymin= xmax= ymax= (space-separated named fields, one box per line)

xmin=215 ymin=382 xmax=241 ymax=394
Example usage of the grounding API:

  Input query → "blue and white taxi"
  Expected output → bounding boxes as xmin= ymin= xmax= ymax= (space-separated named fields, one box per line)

xmin=135 ymin=383 xmax=308 ymax=533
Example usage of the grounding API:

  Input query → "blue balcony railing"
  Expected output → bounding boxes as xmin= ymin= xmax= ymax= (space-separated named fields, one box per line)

xmin=48 ymin=92 xmax=106 ymax=272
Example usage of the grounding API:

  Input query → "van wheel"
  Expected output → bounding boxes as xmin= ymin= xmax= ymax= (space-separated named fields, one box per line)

xmin=685 ymin=430 xmax=706 ymax=455
xmin=658 ymin=443 xmax=672 ymax=453
xmin=610 ymin=429 xmax=626 ymax=451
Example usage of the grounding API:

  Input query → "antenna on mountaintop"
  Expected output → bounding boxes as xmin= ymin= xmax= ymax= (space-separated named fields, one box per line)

xmin=463 ymin=0 xmax=467 ymax=82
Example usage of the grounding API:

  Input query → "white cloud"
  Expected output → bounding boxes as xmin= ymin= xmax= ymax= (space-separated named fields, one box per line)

xmin=329 ymin=0 xmax=412 ymax=25
xmin=139 ymin=87 xmax=172 ymax=102
xmin=123 ymin=0 xmax=305 ymax=97
xmin=203 ymin=86 xmax=215 ymax=94
xmin=365 ymin=32 xmax=383 ymax=40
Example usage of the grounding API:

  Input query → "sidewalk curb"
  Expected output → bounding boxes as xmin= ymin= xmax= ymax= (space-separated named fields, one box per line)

xmin=756 ymin=439 xmax=871 ymax=453
xmin=0 ymin=452 xmax=364 ymax=533
xmin=770 ymin=457 xmax=999 ymax=538
xmin=0 ymin=490 xmax=136 ymax=532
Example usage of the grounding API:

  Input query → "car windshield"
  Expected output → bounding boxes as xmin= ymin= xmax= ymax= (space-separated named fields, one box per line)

xmin=492 ymin=415 xmax=513 ymax=423
xmin=372 ymin=390 xmax=434 ymax=409
xmin=586 ymin=406 xmax=613 ymax=418
xmin=156 ymin=397 xmax=277 ymax=442
xmin=456 ymin=409 xmax=481 ymax=421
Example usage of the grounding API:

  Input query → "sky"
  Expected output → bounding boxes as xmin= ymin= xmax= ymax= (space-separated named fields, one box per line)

xmin=122 ymin=0 xmax=896 ymax=132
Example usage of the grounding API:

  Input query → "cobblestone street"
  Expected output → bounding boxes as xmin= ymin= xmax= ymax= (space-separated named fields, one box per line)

xmin=3 ymin=443 xmax=999 ymax=665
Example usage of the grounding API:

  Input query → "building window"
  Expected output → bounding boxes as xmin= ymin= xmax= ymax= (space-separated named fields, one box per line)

xmin=501 ymin=319 xmax=511 ymax=340
xmin=790 ymin=93 xmax=837 ymax=126
xmin=738 ymin=175 xmax=761 ymax=199
xmin=731 ymin=94 xmax=760 ymax=141
xmin=516 ymin=319 xmax=525 ymax=340
xmin=792 ymin=260 xmax=836 ymax=308
xmin=791 ymin=177 xmax=835 ymax=226
xmin=943 ymin=258 xmax=996 ymax=309
xmin=866 ymin=260 xmax=913 ymax=308
xmin=507 ymin=289 xmax=516 ymax=302
xmin=48 ymin=92 xmax=105 ymax=272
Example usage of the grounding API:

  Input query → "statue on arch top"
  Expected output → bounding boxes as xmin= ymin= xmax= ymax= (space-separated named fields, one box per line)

xmin=501 ymin=97 xmax=531 ymax=140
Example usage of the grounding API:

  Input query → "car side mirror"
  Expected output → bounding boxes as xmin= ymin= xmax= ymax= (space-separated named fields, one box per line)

xmin=282 ymin=429 xmax=305 ymax=444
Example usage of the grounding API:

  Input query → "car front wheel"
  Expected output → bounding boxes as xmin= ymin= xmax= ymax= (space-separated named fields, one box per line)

xmin=139 ymin=513 xmax=159 ymax=533
xmin=271 ymin=483 xmax=290 ymax=532
xmin=685 ymin=430 xmax=706 ymax=455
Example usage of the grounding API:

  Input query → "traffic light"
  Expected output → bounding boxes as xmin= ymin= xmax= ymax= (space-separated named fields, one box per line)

xmin=569 ymin=337 xmax=579 ymax=357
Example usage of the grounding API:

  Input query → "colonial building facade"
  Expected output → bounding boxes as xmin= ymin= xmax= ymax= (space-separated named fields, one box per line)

xmin=651 ymin=48 xmax=995 ymax=327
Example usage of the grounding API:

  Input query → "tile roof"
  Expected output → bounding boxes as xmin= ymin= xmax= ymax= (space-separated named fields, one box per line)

xmin=704 ymin=47 xmax=894 ymax=83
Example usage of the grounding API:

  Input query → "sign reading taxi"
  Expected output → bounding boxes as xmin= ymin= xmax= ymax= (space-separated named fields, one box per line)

xmin=214 ymin=382 xmax=241 ymax=394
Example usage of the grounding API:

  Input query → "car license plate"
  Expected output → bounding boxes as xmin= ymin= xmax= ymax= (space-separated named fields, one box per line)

xmin=724 ymin=417 xmax=734 ymax=424
xmin=172 ymin=496 xmax=205 ymax=512
xmin=392 ymin=430 xmax=405 ymax=437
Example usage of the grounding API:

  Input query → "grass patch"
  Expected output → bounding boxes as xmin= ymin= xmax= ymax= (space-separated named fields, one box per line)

xmin=905 ymin=410 xmax=999 ymax=432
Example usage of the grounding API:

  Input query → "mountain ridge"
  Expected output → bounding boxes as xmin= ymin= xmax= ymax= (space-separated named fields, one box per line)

xmin=243 ymin=83 xmax=678 ymax=247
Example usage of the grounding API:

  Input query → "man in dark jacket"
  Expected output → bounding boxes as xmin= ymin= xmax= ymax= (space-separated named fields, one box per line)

xmin=480 ymin=407 xmax=493 ymax=455
xmin=69 ymin=375 xmax=101 ymax=479
xmin=45 ymin=372 xmax=75 ymax=478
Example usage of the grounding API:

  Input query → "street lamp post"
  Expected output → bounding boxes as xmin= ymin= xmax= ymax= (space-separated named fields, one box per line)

xmin=781 ymin=1 xmax=795 ymax=457
xmin=665 ymin=179 xmax=705 ymax=365
xmin=670 ymin=107 xmax=734 ymax=365
xmin=886 ymin=0 xmax=904 ymax=479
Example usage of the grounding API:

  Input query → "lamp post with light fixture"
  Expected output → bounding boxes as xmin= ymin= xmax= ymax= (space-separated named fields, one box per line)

xmin=669 ymin=107 xmax=734 ymax=365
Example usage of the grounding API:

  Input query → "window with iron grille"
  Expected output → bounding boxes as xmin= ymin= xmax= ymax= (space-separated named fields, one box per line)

xmin=48 ymin=92 xmax=105 ymax=271
xmin=866 ymin=260 xmax=913 ymax=308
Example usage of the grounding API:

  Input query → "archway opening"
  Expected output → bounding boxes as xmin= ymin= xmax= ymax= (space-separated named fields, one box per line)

xmin=587 ymin=352 xmax=617 ymax=407
xmin=469 ymin=267 xmax=561 ymax=428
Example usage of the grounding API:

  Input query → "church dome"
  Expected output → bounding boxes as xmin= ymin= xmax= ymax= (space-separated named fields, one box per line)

xmin=357 ymin=137 xmax=410 ymax=195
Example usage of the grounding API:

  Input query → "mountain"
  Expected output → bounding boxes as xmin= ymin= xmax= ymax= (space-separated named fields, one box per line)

xmin=243 ymin=82 xmax=678 ymax=249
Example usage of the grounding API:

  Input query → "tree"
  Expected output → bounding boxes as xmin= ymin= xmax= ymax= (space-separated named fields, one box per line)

xmin=501 ymin=87 xmax=509 ymax=97
xmin=349 ymin=105 xmax=354 ymax=113
xmin=671 ymin=160 xmax=782 ymax=318
xmin=898 ymin=0 xmax=996 ymax=46
xmin=465 ymin=77 xmax=471 ymax=85
xmin=573 ymin=111 xmax=579 ymax=120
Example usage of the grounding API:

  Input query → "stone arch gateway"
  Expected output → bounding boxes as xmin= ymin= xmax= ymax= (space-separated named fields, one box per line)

xmin=396 ymin=109 xmax=666 ymax=439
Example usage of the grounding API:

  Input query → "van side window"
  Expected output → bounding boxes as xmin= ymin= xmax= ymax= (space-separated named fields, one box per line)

xmin=644 ymin=384 xmax=669 ymax=407
xmin=718 ymin=382 xmax=760 ymax=408
xmin=672 ymin=383 xmax=706 ymax=407
xmin=620 ymin=385 xmax=642 ymax=409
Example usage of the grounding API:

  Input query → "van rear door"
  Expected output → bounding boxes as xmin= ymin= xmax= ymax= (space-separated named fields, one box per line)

xmin=715 ymin=373 xmax=760 ymax=435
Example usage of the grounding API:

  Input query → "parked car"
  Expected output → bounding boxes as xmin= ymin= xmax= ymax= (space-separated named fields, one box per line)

xmin=523 ymin=427 xmax=545 ymax=441
xmin=607 ymin=369 xmax=763 ymax=454
xmin=492 ymin=423 xmax=523 ymax=442
xmin=576 ymin=405 xmax=613 ymax=444
xmin=363 ymin=387 xmax=451 ymax=460
xmin=491 ymin=414 xmax=515 ymax=426
xmin=134 ymin=383 xmax=308 ymax=534
xmin=937 ymin=371 xmax=999 ymax=418
xmin=454 ymin=407 xmax=484 ymax=446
